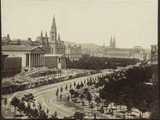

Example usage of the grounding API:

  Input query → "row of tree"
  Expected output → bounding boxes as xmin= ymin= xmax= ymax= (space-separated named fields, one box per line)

xmin=98 ymin=64 xmax=159 ymax=118
xmin=66 ymin=57 xmax=139 ymax=70
xmin=10 ymin=94 xmax=58 ymax=119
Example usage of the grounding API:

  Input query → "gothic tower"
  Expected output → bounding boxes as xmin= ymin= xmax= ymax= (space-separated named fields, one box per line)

xmin=113 ymin=35 xmax=116 ymax=48
xmin=50 ymin=15 xmax=57 ymax=54
xmin=50 ymin=16 xmax=57 ymax=42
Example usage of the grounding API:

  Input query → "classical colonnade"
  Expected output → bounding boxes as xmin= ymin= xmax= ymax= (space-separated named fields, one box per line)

xmin=27 ymin=53 xmax=45 ymax=67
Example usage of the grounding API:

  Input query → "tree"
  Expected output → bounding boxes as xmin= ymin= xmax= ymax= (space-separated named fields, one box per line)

xmin=10 ymin=96 xmax=20 ymax=115
xmin=83 ymin=88 xmax=89 ymax=95
xmin=74 ymin=82 xmax=76 ymax=87
xmin=73 ymin=111 xmax=85 ymax=120
xmin=54 ymin=111 xmax=57 ymax=118
xmin=70 ymin=83 xmax=72 ymax=89
xmin=24 ymin=102 xmax=31 ymax=117
xmin=47 ymin=109 xmax=49 ymax=114
xmin=60 ymin=94 xmax=62 ymax=100
xmin=65 ymin=85 xmax=68 ymax=91
xmin=56 ymin=89 xmax=59 ymax=98
xmin=79 ymin=94 xmax=85 ymax=106
xmin=17 ymin=101 xmax=26 ymax=114
xmin=86 ymin=92 xmax=92 ymax=107
xmin=69 ymin=89 xmax=75 ymax=99
xmin=138 ymin=100 xmax=148 ymax=118
xmin=76 ymin=84 xmax=81 ymax=92
xmin=4 ymin=97 xmax=7 ymax=110
xmin=60 ymin=87 xmax=63 ymax=93
xmin=95 ymin=96 xmax=101 ymax=110
xmin=80 ymin=82 xmax=84 ymax=88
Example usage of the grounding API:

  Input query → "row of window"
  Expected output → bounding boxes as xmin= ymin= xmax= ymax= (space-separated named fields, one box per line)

xmin=3 ymin=61 xmax=21 ymax=68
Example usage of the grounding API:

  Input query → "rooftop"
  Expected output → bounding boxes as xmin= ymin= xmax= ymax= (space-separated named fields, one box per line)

xmin=44 ymin=54 xmax=65 ymax=57
xmin=2 ymin=45 xmax=45 ymax=52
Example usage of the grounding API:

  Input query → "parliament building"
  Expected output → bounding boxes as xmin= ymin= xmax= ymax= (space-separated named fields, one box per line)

xmin=2 ymin=16 xmax=66 ymax=70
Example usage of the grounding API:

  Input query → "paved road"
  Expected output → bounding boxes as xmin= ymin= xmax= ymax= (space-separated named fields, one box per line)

xmin=6 ymin=70 xmax=113 ymax=119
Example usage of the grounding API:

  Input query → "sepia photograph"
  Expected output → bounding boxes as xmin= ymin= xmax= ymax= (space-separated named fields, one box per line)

xmin=1 ymin=0 xmax=159 ymax=119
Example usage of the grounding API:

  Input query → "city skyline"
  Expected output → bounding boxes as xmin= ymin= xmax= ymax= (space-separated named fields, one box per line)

xmin=2 ymin=0 xmax=158 ymax=49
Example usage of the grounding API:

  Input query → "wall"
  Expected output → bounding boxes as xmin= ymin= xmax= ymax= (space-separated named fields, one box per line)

xmin=45 ymin=56 xmax=58 ymax=68
xmin=3 ymin=57 xmax=22 ymax=78
xmin=3 ymin=51 xmax=27 ymax=67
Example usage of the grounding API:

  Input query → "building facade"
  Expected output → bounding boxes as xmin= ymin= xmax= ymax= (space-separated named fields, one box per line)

xmin=65 ymin=44 xmax=82 ymax=61
xmin=2 ymin=54 xmax=22 ymax=78
xmin=151 ymin=45 xmax=158 ymax=63
xmin=93 ymin=36 xmax=147 ymax=61
xmin=129 ymin=46 xmax=147 ymax=61
xmin=2 ymin=45 xmax=46 ymax=67
xmin=2 ymin=16 xmax=66 ymax=55
xmin=44 ymin=54 xmax=66 ymax=69
xmin=1 ymin=53 xmax=9 ymax=78
xmin=49 ymin=16 xmax=65 ymax=54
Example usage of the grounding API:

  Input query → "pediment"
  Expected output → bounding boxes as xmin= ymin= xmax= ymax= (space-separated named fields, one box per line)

xmin=31 ymin=46 xmax=46 ymax=53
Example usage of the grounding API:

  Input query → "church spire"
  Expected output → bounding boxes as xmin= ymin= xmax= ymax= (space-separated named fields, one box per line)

xmin=50 ymin=14 xmax=57 ymax=42
xmin=51 ymin=15 xmax=56 ymax=28
xmin=110 ymin=35 xmax=113 ymax=48
xmin=58 ymin=34 xmax=61 ymax=41
xmin=113 ymin=34 xmax=116 ymax=48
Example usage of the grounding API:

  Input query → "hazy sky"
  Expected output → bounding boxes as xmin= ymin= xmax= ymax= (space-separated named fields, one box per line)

xmin=2 ymin=0 xmax=158 ymax=48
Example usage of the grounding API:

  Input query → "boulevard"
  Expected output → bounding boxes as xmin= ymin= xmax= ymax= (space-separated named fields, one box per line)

xmin=3 ymin=69 xmax=113 ymax=119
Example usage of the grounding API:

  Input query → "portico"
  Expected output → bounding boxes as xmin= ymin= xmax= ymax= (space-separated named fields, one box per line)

xmin=2 ymin=45 xmax=46 ymax=68
xmin=26 ymin=53 xmax=45 ymax=67
xmin=26 ymin=46 xmax=46 ymax=67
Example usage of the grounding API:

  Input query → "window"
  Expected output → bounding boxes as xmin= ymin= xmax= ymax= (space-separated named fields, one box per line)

xmin=59 ymin=58 xmax=61 ymax=63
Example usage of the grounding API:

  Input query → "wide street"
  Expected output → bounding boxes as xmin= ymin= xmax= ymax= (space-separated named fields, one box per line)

xmin=5 ymin=69 xmax=113 ymax=119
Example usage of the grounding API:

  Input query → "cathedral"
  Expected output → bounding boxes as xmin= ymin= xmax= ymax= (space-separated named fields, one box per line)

xmin=102 ymin=35 xmax=116 ymax=49
xmin=95 ymin=35 xmax=147 ymax=61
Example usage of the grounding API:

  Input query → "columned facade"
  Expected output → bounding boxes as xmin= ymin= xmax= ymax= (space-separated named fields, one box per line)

xmin=26 ymin=53 xmax=45 ymax=67
xmin=19 ymin=46 xmax=46 ymax=68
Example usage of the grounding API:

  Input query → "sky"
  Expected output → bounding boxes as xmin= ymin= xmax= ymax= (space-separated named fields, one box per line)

xmin=2 ymin=0 xmax=158 ymax=48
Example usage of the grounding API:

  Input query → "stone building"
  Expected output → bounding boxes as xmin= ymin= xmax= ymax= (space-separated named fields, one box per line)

xmin=49 ymin=16 xmax=65 ymax=54
xmin=2 ymin=45 xmax=46 ymax=67
xmin=94 ymin=36 xmax=147 ymax=61
xmin=2 ymin=34 xmax=11 ymax=45
xmin=44 ymin=54 xmax=66 ymax=69
xmin=65 ymin=44 xmax=82 ymax=61
xmin=129 ymin=46 xmax=147 ymax=61
xmin=2 ymin=16 xmax=66 ymax=55
xmin=2 ymin=53 xmax=22 ymax=78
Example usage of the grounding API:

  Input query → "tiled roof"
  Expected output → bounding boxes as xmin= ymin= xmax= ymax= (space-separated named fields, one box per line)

xmin=2 ymin=45 xmax=42 ymax=52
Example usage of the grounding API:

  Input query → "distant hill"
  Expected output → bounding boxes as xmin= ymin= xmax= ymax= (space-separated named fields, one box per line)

xmin=64 ymin=41 xmax=100 ymax=50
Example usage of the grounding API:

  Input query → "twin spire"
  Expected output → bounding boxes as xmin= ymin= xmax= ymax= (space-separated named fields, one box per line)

xmin=103 ymin=34 xmax=116 ymax=48
xmin=110 ymin=34 xmax=116 ymax=48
